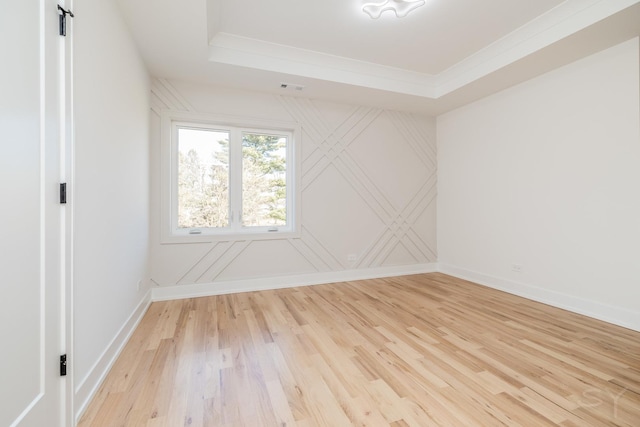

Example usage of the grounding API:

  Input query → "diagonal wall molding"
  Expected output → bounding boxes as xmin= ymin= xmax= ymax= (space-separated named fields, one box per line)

xmin=280 ymin=98 xmax=437 ymax=270
xmin=151 ymin=78 xmax=195 ymax=114
xmin=149 ymin=80 xmax=437 ymax=286
xmin=206 ymin=2 xmax=640 ymax=100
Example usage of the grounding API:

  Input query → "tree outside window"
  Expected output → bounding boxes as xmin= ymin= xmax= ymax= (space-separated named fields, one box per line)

xmin=176 ymin=126 xmax=289 ymax=233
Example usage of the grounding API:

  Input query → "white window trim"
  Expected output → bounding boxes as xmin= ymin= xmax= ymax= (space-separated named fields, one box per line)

xmin=160 ymin=110 xmax=301 ymax=244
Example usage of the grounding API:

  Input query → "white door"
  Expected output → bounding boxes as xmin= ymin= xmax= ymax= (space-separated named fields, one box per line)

xmin=0 ymin=1 xmax=66 ymax=426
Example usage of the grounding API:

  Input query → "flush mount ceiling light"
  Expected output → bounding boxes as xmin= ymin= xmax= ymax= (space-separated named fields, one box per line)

xmin=362 ymin=0 xmax=426 ymax=19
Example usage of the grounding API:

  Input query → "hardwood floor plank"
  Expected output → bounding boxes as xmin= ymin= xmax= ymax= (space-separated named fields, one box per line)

xmin=78 ymin=273 xmax=640 ymax=426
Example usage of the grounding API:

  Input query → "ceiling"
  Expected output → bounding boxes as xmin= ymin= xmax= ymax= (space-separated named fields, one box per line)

xmin=115 ymin=0 xmax=640 ymax=114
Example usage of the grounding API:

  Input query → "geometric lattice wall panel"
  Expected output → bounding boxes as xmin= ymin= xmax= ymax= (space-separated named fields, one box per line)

xmin=381 ymin=241 xmax=421 ymax=266
xmin=148 ymin=79 xmax=437 ymax=288
xmin=301 ymin=127 xmax=320 ymax=165
xmin=151 ymin=242 xmax=217 ymax=286
xmin=216 ymin=240 xmax=317 ymax=281
xmin=390 ymin=111 xmax=437 ymax=170
xmin=302 ymin=164 xmax=387 ymax=267
xmin=349 ymin=111 xmax=429 ymax=209
xmin=411 ymin=190 xmax=438 ymax=262
xmin=305 ymin=99 xmax=361 ymax=133
xmin=151 ymin=78 xmax=195 ymax=114
xmin=178 ymin=241 xmax=242 ymax=285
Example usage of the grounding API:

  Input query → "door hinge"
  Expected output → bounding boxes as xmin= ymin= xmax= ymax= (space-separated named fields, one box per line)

xmin=60 ymin=183 xmax=67 ymax=204
xmin=60 ymin=354 xmax=67 ymax=376
xmin=57 ymin=5 xmax=74 ymax=37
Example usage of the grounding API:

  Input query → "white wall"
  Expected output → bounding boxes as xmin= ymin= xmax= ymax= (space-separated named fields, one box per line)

xmin=73 ymin=0 xmax=151 ymax=418
xmin=438 ymin=38 xmax=640 ymax=331
xmin=149 ymin=80 xmax=437 ymax=298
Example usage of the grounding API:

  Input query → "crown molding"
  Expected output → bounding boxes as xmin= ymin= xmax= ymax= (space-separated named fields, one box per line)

xmin=209 ymin=32 xmax=436 ymax=97
xmin=435 ymin=0 xmax=640 ymax=96
xmin=208 ymin=0 xmax=639 ymax=100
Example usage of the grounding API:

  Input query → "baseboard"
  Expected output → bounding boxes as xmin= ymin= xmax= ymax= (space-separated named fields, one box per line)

xmin=438 ymin=263 xmax=640 ymax=332
xmin=70 ymin=262 xmax=638 ymax=424
xmin=152 ymin=263 xmax=438 ymax=301
xmin=74 ymin=289 xmax=152 ymax=424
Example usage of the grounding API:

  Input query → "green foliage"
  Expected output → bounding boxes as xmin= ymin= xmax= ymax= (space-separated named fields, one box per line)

xmin=178 ymin=133 xmax=287 ymax=229
xmin=178 ymin=148 xmax=229 ymax=228
xmin=242 ymin=133 xmax=287 ymax=226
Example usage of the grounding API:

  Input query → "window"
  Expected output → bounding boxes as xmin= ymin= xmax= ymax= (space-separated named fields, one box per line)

xmin=162 ymin=112 xmax=299 ymax=242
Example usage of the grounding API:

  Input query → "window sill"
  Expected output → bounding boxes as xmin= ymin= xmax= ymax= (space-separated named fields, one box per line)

xmin=160 ymin=229 xmax=301 ymax=244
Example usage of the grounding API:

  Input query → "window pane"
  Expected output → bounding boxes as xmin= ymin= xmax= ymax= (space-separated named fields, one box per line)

xmin=177 ymin=127 xmax=229 ymax=228
xmin=242 ymin=132 xmax=287 ymax=227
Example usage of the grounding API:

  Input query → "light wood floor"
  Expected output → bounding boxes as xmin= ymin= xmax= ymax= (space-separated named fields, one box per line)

xmin=78 ymin=273 xmax=640 ymax=426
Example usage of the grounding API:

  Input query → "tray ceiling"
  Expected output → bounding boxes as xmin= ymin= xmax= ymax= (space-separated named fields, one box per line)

xmin=115 ymin=0 xmax=640 ymax=113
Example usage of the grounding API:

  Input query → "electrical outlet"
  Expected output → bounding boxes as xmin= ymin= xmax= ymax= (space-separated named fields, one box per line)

xmin=347 ymin=253 xmax=357 ymax=262
xmin=137 ymin=279 xmax=143 ymax=291
xmin=511 ymin=264 xmax=523 ymax=273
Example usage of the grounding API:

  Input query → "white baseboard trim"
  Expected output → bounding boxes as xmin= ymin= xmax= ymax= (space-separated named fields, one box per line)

xmin=438 ymin=263 xmax=640 ymax=332
xmin=152 ymin=263 xmax=438 ymax=301
xmin=74 ymin=289 xmax=152 ymax=424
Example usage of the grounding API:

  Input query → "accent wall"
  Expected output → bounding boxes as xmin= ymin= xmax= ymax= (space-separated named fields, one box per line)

xmin=149 ymin=80 xmax=437 ymax=298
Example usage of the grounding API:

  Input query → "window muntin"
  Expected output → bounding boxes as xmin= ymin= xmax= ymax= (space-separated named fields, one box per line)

xmin=167 ymin=118 xmax=296 ymax=240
